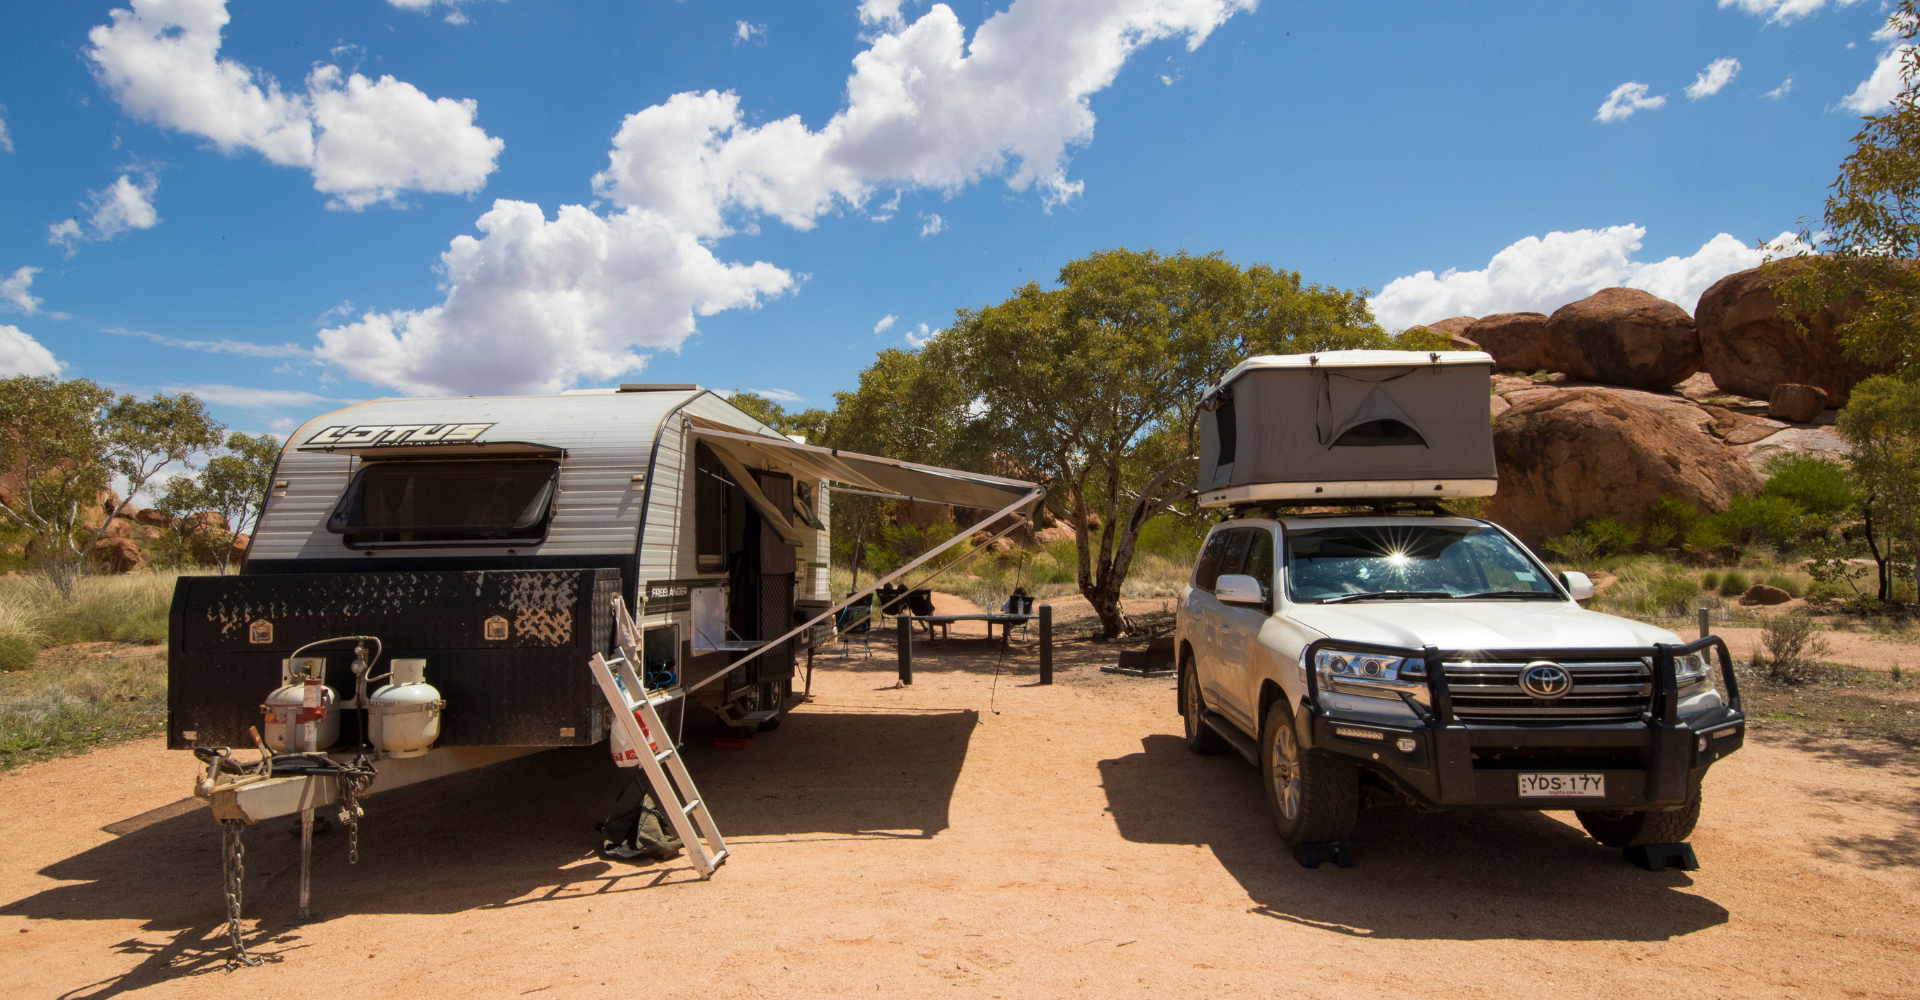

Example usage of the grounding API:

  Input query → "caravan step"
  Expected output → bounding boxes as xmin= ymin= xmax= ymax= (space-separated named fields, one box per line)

xmin=735 ymin=710 xmax=778 ymax=724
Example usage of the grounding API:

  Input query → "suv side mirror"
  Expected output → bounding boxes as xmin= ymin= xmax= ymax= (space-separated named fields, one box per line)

xmin=1559 ymin=571 xmax=1595 ymax=601
xmin=1215 ymin=574 xmax=1268 ymax=607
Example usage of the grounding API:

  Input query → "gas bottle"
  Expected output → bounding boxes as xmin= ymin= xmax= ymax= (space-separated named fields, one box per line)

xmin=368 ymin=658 xmax=443 ymax=758
xmin=262 ymin=676 xmax=339 ymax=752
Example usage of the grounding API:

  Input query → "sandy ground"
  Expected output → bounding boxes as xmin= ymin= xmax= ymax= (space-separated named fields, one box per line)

xmin=3 ymin=607 xmax=1918 ymax=999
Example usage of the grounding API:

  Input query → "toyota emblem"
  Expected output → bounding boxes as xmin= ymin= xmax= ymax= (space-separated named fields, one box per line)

xmin=1520 ymin=662 xmax=1573 ymax=699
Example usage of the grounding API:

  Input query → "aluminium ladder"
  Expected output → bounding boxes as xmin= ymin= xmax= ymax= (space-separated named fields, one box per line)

xmin=587 ymin=595 xmax=729 ymax=878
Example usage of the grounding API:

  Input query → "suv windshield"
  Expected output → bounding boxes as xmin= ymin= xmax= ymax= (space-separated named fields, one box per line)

xmin=1285 ymin=523 xmax=1558 ymax=603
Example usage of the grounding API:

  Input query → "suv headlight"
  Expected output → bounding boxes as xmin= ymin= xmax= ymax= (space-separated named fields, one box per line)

xmin=1315 ymin=650 xmax=1426 ymax=700
xmin=1675 ymin=651 xmax=1711 ymax=687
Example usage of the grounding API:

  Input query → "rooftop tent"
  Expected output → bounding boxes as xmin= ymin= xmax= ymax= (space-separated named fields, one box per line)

xmin=1196 ymin=350 xmax=1497 ymax=508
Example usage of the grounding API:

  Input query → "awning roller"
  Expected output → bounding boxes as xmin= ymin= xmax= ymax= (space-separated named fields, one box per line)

xmin=689 ymin=423 xmax=1041 ymax=515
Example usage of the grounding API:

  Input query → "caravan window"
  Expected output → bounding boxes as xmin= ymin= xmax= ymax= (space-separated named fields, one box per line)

xmin=327 ymin=459 xmax=559 ymax=546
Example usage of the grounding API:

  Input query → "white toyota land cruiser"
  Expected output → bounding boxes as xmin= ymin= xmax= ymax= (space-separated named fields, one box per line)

xmin=1176 ymin=509 xmax=1746 ymax=858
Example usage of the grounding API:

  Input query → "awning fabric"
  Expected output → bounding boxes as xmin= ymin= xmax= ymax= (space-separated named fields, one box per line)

xmin=689 ymin=423 xmax=1042 ymax=515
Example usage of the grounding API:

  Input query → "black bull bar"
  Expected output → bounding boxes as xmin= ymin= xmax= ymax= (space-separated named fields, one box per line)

xmin=1296 ymin=636 xmax=1746 ymax=809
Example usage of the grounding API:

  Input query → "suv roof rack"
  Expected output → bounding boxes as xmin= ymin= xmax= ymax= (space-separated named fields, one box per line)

xmin=1220 ymin=499 xmax=1469 ymax=520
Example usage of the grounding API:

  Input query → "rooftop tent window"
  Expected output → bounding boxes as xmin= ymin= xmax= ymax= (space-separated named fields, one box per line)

xmin=1211 ymin=391 xmax=1237 ymax=467
xmin=326 ymin=459 xmax=559 ymax=545
xmin=1332 ymin=418 xmax=1426 ymax=447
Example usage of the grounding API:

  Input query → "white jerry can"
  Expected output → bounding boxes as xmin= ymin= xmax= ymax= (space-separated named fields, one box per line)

xmin=368 ymin=658 xmax=444 ymax=758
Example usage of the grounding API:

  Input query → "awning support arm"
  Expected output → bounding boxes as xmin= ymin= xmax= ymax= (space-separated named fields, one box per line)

xmin=686 ymin=486 xmax=1044 ymax=694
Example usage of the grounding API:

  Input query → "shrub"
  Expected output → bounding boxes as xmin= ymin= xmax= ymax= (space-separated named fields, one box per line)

xmin=1718 ymin=570 xmax=1751 ymax=596
xmin=1700 ymin=571 xmax=1721 ymax=592
xmin=1759 ymin=614 xmax=1831 ymax=684
xmin=1762 ymin=454 xmax=1854 ymax=519
xmin=1805 ymin=581 xmax=1846 ymax=605
xmin=1707 ymin=494 xmax=1806 ymax=551
xmin=1764 ymin=574 xmax=1803 ymax=598
xmin=0 ymin=635 xmax=36 ymax=672
xmin=1649 ymin=575 xmax=1701 ymax=617
xmin=1641 ymin=497 xmax=1706 ymax=550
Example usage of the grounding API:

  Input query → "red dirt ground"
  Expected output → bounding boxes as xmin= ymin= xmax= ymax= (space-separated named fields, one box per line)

xmin=2 ymin=601 xmax=1917 ymax=999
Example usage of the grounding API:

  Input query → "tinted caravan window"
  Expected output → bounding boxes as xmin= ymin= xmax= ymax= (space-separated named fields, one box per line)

xmin=327 ymin=459 xmax=559 ymax=545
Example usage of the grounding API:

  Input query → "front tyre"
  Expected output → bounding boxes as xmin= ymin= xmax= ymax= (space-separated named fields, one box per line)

xmin=1261 ymin=700 xmax=1357 ymax=845
xmin=1182 ymin=657 xmax=1229 ymax=755
xmin=1576 ymin=791 xmax=1702 ymax=848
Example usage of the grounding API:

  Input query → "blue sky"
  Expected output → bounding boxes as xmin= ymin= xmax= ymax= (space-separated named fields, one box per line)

xmin=0 ymin=0 xmax=1906 ymax=438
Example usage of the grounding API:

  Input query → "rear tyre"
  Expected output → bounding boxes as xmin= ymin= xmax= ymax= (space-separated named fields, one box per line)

xmin=1576 ymin=791 xmax=1702 ymax=848
xmin=1182 ymin=657 xmax=1229 ymax=755
xmin=1261 ymin=700 xmax=1358 ymax=846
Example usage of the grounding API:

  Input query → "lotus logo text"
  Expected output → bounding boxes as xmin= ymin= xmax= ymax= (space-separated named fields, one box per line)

xmin=305 ymin=423 xmax=494 ymax=448
xmin=1520 ymin=662 xmax=1573 ymax=699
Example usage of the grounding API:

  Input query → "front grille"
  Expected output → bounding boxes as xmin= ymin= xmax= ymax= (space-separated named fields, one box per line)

xmin=1471 ymin=745 xmax=1644 ymax=768
xmin=1444 ymin=659 xmax=1651 ymax=723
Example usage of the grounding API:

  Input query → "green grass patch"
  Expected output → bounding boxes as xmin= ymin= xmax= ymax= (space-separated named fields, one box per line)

xmin=0 ymin=645 xmax=168 ymax=770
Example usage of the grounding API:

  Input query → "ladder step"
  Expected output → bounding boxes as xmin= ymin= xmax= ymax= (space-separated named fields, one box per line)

xmin=681 ymin=799 xmax=701 ymax=814
xmin=653 ymin=746 xmax=675 ymax=762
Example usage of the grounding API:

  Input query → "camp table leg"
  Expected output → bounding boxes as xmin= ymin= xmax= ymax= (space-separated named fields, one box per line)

xmin=898 ymin=615 xmax=913 ymax=685
xmin=1039 ymin=604 xmax=1053 ymax=685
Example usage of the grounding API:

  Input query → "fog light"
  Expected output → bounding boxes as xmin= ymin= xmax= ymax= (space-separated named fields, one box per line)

xmin=1334 ymin=726 xmax=1384 ymax=741
xmin=1396 ymin=737 xmax=1417 ymax=753
xmin=1698 ymin=737 xmax=1709 ymax=752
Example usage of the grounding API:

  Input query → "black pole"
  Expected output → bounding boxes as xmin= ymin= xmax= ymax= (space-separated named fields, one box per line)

xmin=1038 ymin=603 xmax=1053 ymax=685
xmin=897 ymin=614 xmax=913 ymax=685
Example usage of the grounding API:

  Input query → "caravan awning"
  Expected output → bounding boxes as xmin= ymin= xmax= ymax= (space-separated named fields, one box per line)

xmin=689 ymin=423 xmax=1042 ymax=514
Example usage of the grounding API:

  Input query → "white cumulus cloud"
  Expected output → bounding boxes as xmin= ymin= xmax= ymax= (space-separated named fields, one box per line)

xmin=1765 ymin=75 xmax=1794 ymax=99
xmin=49 ymin=171 xmax=161 ymax=254
xmin=86 ymin=0 xmax=503 ymax=209
xmin=919 ymin=212 xmax=944 ymax=237
xmin=1840 ymin=33 xmax=1911 ymax=113
xmin=0 ymin=103 xmax=13 ymax=153
xmin=386 ymin=0 xmax=502 ymax=25
xmin=1368 ymin=225 xmax=1803 ymax=329
xmin=905 ymin=322 xmax=933 ymax=347
xmin=1686 ymin=57 xmax=1741 ymax=99
xmin=592 ymin=0 xmax=1257 ymax=237
xmin=319 ymin=0 xmax=1253 ymax=396
xmin=873 ymin=313 xmax=897 ymax=334
xmin=1719 ymin=0 xmax=1861 ymax=24
xmin=0 ymin=324 xmax=63 ymax=376
xmin=1 ymin=267 xmax=41 ymax=315
xmin=1595 ymin=82 xmax=1666 ymax=122
xmin=315 ymin=200 xmax=795 ymax=396
xmin=735 ymin=21 xmax=768 ymax=46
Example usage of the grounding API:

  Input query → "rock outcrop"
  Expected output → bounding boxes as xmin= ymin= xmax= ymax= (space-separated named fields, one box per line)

xmin=1740 ymin=584 xmax=1793 ymax=606
xmin=133 ymin=508 xmax=173 ymax=529
xmin=1465 ymin=312 xmax=1550 ymax=372
xmin=1768 ymin=383 xmax=1829 ymax=423
xmin=1694 ymin=264 xmax=1896 ymax=406
xmin=1489 ymin=387 xmax=1762 ymax=545
xmin=1539 ymin=288 xmax=1703 ymax=390
xmin=1420 ymin=316 xmax=1480 ymax=350
xmin=89 ymin=537 xmax=144 ymax=574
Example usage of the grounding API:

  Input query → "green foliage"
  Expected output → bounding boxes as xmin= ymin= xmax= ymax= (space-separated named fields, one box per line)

xmin=1765 ymin=574 xmax=1804 ymax=598
xmin=1837 ymin=375 xmax=1920 ymax=603
xmin=1641 ymin=496 xmax=1706 ymax=551
xmin=0 ymin=635 xmax=36 ymax=672
xmin=1708 ymin=494 xmax=1807 ymax=550
xmin=1758 ymin=614 xmax=1832 ymax=685
xmin=1774 ymin=0 xmax=1920 ymax=373
xmin=833 ymin=247 xmax=1392 ymax=635
xmin=1543 ymin=518 xmax=1638 ymax=568
xmin=1594 ymin=561 xmax=1708 ymax=619
xmin=1700 ymin=571 xmax=1721 ymax=592
xmin=1763 ymin=455 xmax=1855 ymax=519
xmin=0 ymin=378 xmax=223 ymax=596
xmin=1719 ymin=570 xmax=1752 ymax=596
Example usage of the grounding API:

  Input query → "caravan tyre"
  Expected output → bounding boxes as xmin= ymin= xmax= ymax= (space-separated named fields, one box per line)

xmin=1261 ymin=700 xmax=1357 ymax=846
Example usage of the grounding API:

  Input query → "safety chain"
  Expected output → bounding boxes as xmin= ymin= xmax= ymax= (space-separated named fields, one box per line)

xmin=338 ymin=765 xmax=375 ymax=864
xmin=219 ymin=819 xmax=261 ymax=969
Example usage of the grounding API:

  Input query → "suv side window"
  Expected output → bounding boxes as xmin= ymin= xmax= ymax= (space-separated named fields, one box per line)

xmin=1195 ymin=528 xmax=1253 ymax=592
xmin=1243 ymin=528 xmax=1274 ymax=599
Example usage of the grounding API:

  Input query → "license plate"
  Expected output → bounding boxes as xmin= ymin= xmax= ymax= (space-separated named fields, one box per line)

xmin=1518 ymin=773 xmax=1605 ymax=798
